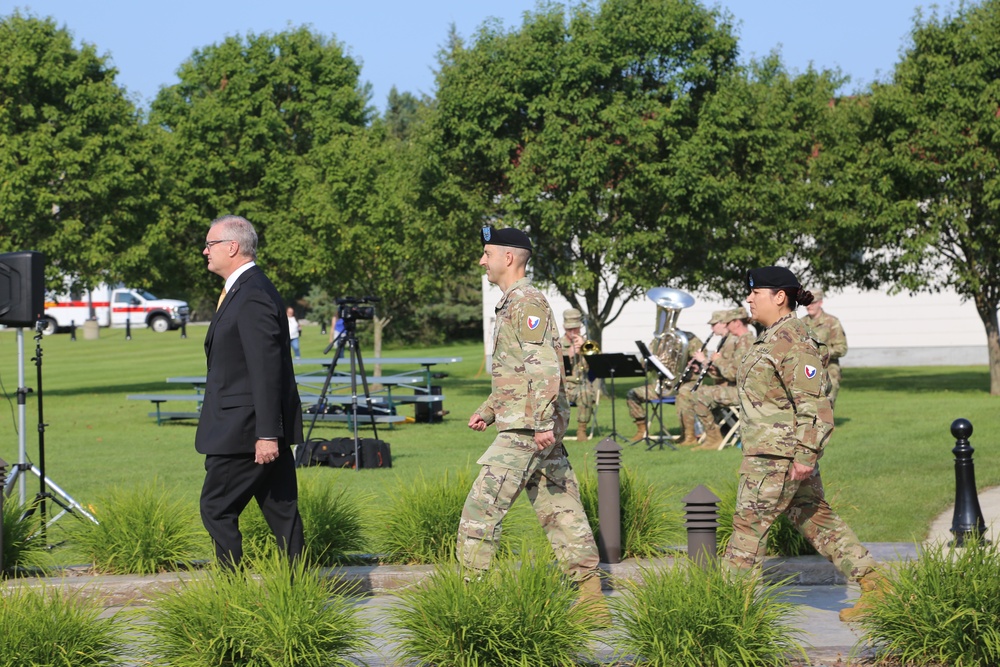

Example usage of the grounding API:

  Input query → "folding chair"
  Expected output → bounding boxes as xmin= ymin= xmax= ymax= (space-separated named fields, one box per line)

xmin=713 ymin=405 xmax=741 ymax=450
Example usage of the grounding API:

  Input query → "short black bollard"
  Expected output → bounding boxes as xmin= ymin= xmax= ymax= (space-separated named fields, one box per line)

xmin=180 ymin=320 xmax=187 ymax=339
xmin=683 ymin=485 xmax=720 ymax=568
xmin=594 ymin=437 xmax=623 ymax=564
xmin=70 ymin=319 xmax=76 ymax=341
xmin=950 ymin=418 xmax=987 ymax=546
xmin=0 ymin=455 xmax=6 ymax=573
xmin=125 ymin=317 xmax=132 ymax=340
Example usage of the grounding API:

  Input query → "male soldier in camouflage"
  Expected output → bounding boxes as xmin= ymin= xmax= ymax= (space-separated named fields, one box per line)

xmin=802 ymin=288 xmax=848 ymax=407
xmin=725 ymin=266 xmax=885 ymax=624
xmin=458 ymin=226 xmax=607 ymax=619
xmin=689 ymin=307 xmax=756 ymax=450
xmin=674 ymin=310 xmax=731 ymax=447
xmin=627 ymin=328 xmax=703 ymax=443
xmin=559 ymin=308 xmax=597 ymax=441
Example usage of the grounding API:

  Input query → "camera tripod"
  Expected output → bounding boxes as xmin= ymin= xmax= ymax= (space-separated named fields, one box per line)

xmin=3 ymin=323 xmax=96 ymax=538
xmin=296 ymin=315 xmax=381 ymax=470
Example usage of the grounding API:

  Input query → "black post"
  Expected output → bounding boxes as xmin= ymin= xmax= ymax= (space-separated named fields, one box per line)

xmin=594 ymin=437 xmax=623 ymax=563
xmin=70 ymin=319 xmax=76 ymax=341
xmin=320 ymin=319 xmax=327 ymax=336
xmin=683 ymin=485 xmax=720 ymax=567
xmin=950 ymin=418 xmax=987 ymax=546
xmin=125 ymin=317 xmax=132 ymax=340
xmin=180 ymin=320 xmax=187 ymax=339
xmin=0 ymin=455 xmax=6 ymax=573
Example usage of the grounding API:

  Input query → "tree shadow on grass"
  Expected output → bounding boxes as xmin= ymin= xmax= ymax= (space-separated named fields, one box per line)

xmin=845 ymin=367 xmax=989 ymax=394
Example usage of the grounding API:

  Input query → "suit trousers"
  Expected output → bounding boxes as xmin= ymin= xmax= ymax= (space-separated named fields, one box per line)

xmin=200 ymin=451 xmax=304 ymax=568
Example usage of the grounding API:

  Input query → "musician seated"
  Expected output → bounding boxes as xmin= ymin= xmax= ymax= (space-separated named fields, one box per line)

xmin=626 ymin=326 xmax=703 ymax=443
xmin=673 ymin=310 xmax=733 ymax=447
xmin=686 ymin=308 xmax=755 ymax=450
xmin=559 ymin=308 xmax=597 ymax=441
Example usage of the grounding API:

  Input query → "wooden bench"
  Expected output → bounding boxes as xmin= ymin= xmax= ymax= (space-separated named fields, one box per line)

xmin=126 ymin=394 xmax=204 ymax=425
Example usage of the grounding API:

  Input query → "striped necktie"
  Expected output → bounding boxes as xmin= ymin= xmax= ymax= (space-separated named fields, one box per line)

xmin=216 ymin=288 xmax=227 ymax=311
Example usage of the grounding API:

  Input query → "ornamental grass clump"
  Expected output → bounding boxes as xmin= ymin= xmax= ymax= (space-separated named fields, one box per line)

xmin=2 ymin=499 xmax=48 ymax=574
xmin=580 ymin=464 xmax=682 ymax=558
xmin=241 ymin=475 xmax=368 ymax=565
xmin=372 ymin=469 xmax=474 ymax=564
xmin=143 ymin=550 xmax=368 ymax=667
xmin=859 ymin=540 xmax=1000 ymax=666
xmin=610 ymin=562 xmax=805 ymax=667
xmin=0 ymin=585 xmax=126 ymax=667
xmin=389 ymin=552 xmax=602 ymax=667
xmin=68 ymin=480 xmax=202 ymax=574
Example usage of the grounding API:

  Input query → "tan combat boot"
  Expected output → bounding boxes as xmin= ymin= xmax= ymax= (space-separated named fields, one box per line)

xmin=694 ymin=422 xmax=724 ymax=450
xmin=839 ymin=570 xmax=890 ymax=622
xmin=576 ymin=575 xmax=612 ymax=627
xmin=576 ymin=423 xmax=589 ymax=442
xmin=630 ymin=420 xmax=647 ymax=443
xmin=676 ymin=413 xmax=699 ymax=446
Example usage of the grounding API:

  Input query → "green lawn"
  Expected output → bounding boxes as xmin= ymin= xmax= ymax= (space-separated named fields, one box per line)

xmin=0 ymin=324 xmax=996 ymax=561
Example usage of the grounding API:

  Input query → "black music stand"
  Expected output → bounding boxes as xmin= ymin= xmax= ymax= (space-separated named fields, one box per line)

xmin=584 ymin=352 xmax=645 ymax=443
xmin=635 ymin=341 xmax=677 ymax=451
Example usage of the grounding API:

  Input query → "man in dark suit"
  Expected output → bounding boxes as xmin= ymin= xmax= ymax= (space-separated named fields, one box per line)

xmin=196 ymin=215 xmax=304 ymax=569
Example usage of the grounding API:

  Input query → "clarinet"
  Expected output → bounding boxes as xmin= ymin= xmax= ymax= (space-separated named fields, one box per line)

xmin=670 ymin=333 xmax=714 ymax=392
xmin=692 ymin=334 xmax=729 ymax=390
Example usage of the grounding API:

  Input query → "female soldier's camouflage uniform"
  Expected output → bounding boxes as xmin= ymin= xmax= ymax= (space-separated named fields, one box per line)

xmin=725 ymin=312 xmax=876 ymax=581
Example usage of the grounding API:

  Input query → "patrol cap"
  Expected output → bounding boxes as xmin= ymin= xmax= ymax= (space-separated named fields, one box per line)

xmin=747 ymin=266 xmax=800 ymax=291
xmin=563 ymin=308 xmax=583 ymax=329
xmin=481 ymin=225 xmax=532 ymax=252
xmin=728 ymin=306 xmax=750 ymax=322
xmin=708 ymin=310 xmax=728 ymax=325
xmin=811 ymin=288 xmax=825 ymax=301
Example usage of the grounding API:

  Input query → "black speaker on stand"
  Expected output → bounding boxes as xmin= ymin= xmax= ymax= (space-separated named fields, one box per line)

xmin=0 ymin=251 xmax=96 ymax=531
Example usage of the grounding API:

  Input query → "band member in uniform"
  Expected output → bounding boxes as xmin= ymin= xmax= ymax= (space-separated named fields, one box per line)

xmin=674 ymin=310 xmax=730 ymax=446
xmin=724 ymin=266 xmax=883 ymax=623
xmin=690 ymin=307 xmax=755 ymax=450
xmin=802 ymin=289 xmax=848 ymax=407
xmin=627 ymin=329 xmax=702 ymax=443
xmin=558 ymin=308 xmax=597 ymax=441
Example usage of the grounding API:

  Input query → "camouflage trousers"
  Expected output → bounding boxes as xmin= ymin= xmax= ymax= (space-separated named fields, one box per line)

xmin=457 ymin=430 xmax=600 ymax=582
xmin=565 ymin=377 xmax=597 ymax=425
xmin=724 ymin=455 xmax=876 ymax=581
xmin=692 ymin=384 xmax=738 ymax=425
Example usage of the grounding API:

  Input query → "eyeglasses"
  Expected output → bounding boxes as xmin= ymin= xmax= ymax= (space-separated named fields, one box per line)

xmin=204 ymin=239 xmax=232 ymax=250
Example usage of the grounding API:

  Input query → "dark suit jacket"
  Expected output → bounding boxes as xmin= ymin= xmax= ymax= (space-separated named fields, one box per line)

xmin=195 ymin=265 xmax=303 ymax=455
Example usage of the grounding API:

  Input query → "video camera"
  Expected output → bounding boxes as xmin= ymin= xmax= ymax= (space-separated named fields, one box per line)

xmin=337 ymin=296 xmax=378 ymax=322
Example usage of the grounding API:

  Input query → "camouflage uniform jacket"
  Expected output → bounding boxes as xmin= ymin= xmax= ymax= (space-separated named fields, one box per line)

xmin=477 ymin=277 xmax=570 ymax=434
xmin=710 ymin=332 xmax=755 ymax=385
xmin=558 ymin=333 xmax=589 ymax=393
xmin=803 ymin=310 xmax=848 ymax=365
xmin=737 ymin=313 xmax=834 ymax=468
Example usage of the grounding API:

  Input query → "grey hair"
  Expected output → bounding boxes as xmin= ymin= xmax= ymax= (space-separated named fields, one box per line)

xmin=211 ymin=215 xmax=258 ymax=260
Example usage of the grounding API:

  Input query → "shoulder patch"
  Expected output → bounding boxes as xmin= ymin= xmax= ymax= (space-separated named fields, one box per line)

xmin=521 ymin=303 xmax=548 ymax=343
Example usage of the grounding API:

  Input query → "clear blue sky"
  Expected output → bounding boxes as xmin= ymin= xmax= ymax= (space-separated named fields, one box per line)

xmin=10 ymin=0 xmax=932 ymax=111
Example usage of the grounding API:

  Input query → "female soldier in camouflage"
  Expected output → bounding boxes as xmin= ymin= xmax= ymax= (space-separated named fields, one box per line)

xmin=724 ymin=266 xmax=884 ymax=623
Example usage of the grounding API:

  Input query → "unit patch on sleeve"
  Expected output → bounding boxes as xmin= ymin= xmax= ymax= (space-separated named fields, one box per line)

xmin=521 ymin=304 xmax=547 ymax=343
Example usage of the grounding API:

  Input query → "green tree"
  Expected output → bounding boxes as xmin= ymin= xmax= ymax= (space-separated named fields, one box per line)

xmin=810 ymin=1 xmax=1000 ymax=394
xmin=148 ymin=26 xmax=371 ymax=309
xmin=431 ymin=0 xmax=742 ymax=345
xmin=676 ymin=57 xmax=844 ymax=302
xmin=0 ymin=12 xmax=158 ymax=290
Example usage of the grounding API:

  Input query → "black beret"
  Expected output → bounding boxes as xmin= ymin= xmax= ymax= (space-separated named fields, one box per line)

xmin=747 ymin=266 xmax=800 ymax=291
xmin=481 ymin=225 xmax=532 ymax=252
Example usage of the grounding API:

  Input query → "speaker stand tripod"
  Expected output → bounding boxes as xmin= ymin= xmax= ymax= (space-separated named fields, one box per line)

xmin=296 ymin=321 xmax=380 ymax=470
xmin=3 ymin=324 xmax=96 ymax=535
